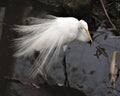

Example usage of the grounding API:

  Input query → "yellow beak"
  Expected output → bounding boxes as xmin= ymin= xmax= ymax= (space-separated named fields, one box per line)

xmin=84 ymin=28 xmax=93 ymax=43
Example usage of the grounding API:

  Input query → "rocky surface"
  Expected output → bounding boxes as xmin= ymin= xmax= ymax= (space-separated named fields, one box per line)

xmin=13 ymin=27 xmax=120 ymax=96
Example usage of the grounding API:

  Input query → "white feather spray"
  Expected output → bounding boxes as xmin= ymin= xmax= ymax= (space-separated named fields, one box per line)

xmin=14 ymin=16 xmax=92 ymax=79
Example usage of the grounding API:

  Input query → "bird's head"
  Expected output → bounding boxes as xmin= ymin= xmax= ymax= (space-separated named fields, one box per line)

xmin=77 ymin=20 xmax=93 ymax=43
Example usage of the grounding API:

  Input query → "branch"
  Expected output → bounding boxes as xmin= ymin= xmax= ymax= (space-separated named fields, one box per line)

xmin=109 ymin=51 xmax=119 ymax=89
xmin=100 ymin=0 xmax=117 ymax=29
xmin=0 ymin=76 xmax=40 ymax=89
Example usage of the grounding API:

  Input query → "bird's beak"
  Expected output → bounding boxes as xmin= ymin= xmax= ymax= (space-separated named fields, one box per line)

xmin=84 ymin=28 xmax=93 ymax=43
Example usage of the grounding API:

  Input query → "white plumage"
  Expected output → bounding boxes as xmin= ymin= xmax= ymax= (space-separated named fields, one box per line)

xmin=14 ymin=16 xmax=92 ymax=78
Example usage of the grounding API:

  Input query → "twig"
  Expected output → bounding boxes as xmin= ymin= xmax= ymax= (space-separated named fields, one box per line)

xmin=92 ymin=15 xmax=102 ymax=24
xmin=100 ymin=0 xmax=117 ymax=29
xmin=109 ymin=51 xmax=120 ymax=96
xmin=0 ymin=76 xmax=40 ymax=89
xmin=96 ymin=45 xmax=108 ymax=58
xmin=109 ymin=51 xmax=119 ymax=89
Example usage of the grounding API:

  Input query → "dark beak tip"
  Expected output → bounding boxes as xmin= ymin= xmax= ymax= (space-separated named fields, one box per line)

xmin=87 ymin=41 xmax=92 ymax=45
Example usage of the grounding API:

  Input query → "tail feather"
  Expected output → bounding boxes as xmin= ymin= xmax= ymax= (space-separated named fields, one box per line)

xmin=27 ymin=36 xmax=64 ymax=78
xmin=14 ymin=17 xmax=67 ymax=79
xmin=26 ymin=15 xmax=56 ymax=24
xmin=14 ymin=16 xmax=70 ymax=78
xmin=14 ymin=19 xmax=56 ymax=57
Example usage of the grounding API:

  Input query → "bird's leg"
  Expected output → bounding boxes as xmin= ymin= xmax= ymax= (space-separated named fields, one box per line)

xmin=62 ymin=50 xmax=70 ymax=87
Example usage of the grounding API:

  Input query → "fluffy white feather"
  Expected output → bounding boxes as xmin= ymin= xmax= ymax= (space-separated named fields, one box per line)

xmin=14 ymin=16 xmax=92 ymax=78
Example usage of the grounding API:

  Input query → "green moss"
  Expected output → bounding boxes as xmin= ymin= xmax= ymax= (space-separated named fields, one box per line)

xmin=71 ymin=67 xmax=78 ymax=73
xmin=68 ymin=63 xmax=71 ymax=67
xmin=80 ymin=76 xmax=86 ymax=83
xmin=72 ymin=79 xmax=78 ymax=84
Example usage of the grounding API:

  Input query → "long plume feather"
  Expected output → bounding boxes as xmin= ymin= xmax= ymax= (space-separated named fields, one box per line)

xmin=14 ymin=17 xmax=68 ymax=78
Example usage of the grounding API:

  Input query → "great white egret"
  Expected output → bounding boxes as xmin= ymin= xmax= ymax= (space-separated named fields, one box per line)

xmin=14 ymin=16 xmax=93 ymax=79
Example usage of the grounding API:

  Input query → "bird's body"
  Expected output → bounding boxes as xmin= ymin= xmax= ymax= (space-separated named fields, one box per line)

xmin=34 ymin=17 xmax=79 ymax=51
xmin=14 ymin=16 xmax=92 ymax=78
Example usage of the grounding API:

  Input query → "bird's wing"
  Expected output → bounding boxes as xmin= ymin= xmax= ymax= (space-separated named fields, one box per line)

xmin=28 ymin=29 xmax=65 ymax=78
xmin=14 ymin=18 xmax=67 ymax=78
xmin=26 ymin=15 xmax=57 ymax=24
xmin=27 ymin=38 xmax=63 ymax=78
xmin=14 ymin=19 xmax=56 ymax=57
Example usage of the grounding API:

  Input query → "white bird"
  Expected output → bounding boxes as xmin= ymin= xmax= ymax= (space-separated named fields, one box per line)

xmin=14 ymin=16 xmax=93 ymax=79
